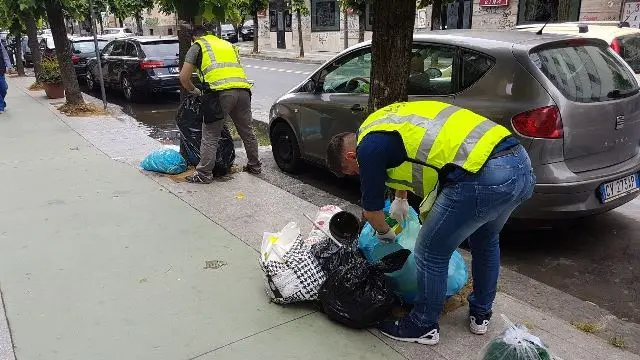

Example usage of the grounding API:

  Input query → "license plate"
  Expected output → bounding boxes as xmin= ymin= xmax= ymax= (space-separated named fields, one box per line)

xmin=598 ymin=173 xmax=640 ymax=203
xmin=168 ymin=67 xmax=179 ymax=74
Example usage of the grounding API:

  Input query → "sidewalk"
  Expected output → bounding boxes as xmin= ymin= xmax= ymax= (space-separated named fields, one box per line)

xmin=236 ymin=41 xmax=337 ymax=65
xmin=0 ymin=76 xmax=638 ymax=360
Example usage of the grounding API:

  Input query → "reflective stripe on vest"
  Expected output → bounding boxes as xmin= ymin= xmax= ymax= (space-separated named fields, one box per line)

xmin=196 ymin=35 xmax=251 ymax=91
xmin=356 ymin=101 xmax=511 ymax=198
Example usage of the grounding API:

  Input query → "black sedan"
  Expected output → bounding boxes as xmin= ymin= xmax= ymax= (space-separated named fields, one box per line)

xmin=85 ymin=36 xmax=180 ymax=102
xmin=70 ymin=37 xmax=109 ymax=79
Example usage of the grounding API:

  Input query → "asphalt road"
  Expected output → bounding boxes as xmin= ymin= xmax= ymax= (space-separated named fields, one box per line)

xmin=81 ymin=57 xmax=640 ymax=325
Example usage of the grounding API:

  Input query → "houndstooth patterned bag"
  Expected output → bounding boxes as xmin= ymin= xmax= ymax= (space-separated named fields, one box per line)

xmin=260 ymin=236 xmax=327 ymax=305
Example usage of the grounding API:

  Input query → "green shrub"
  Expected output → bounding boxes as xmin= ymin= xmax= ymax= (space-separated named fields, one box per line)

xmin=36 ymin=57 xmax=62 ymax=85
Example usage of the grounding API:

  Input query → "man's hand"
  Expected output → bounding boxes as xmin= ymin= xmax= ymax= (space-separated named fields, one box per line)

xmin=189 ymin=87 xmax=202 ymax=96
xmin=376 ymin=228 xmax=396 ymax=243
xmin=390 ymin=197 xmax=409 ymax=222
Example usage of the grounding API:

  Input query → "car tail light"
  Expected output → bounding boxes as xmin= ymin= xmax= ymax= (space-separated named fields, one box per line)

xmin=71 ymin=55 xmax=79 ymax=64
xmin=566 ymin=39 xmax=587 ymax=47
xmin=611 ymin=38 xmax=622 ymax=54
xmin=512 ymin=106 xmax=564 ymax=139
xmin=140 ymin=60 xmax=164 ymax=69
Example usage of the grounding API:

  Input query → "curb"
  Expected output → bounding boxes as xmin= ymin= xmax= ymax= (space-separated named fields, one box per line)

xmin=240 ymin=52 xmax=327 ymax=65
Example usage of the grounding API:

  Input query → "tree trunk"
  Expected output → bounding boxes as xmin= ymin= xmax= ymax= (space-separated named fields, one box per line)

xmin=296 ymin=9 xmax=304 ymax=58
xmin=431 ymin=0 xmax=443 ymax=30
xmin=26 ymin=16 xmax=43 ymax=77
xmin=135 ymin=12 xmax=144 ymax=35
xmin=118 ymin=18 xmax=124 ymax=27
xmin=343 ymin=7 xmax=349 ymax=49
xmin=358 ymin=11 xmax=365 ymax=43
xmin=252 ymin=11 xmax=259 ymax=53
xmin=44 ymin=0 xmax=84 ymax=105
xmin=557 ymin=0 xmax=571 ymax=22
xmin=177 ymin=12 xmax=193 ymax=101
xmin=216 ymin=21 xmax=222 ymax=37
xmin=14 ymin=34 xmax=25 ymax=76
xmin=99 ymin=16 xmax=104 ymax=34
xmin=368 ymin=0 xmax=416 ymax=111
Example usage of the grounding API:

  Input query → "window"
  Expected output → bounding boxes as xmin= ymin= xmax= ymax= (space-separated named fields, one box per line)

xmin=110 ymin=41 xmax=125 ymax=56
xmin=461 ymin=50 xmax=494 ymax=89
xmin=101 ymin=42 xmax=114 ymax=56
xmin=319 ymin=48 xmax=371 ymax=93
xmin=408 ymin=45 xmax=456 ymax=96
xmin=72 ymin=40 xmax=109 ymax=53
xmin=311 ymin=0 xmax=340 ymax=32
xmin=124 ymin=28 xmax=133 ymax=34
xmin=531 ymin=45 xmax=639 ymax=103
xmin=149 ymin=29 xmax=154 ymax=36
xmin=141 ymin=41 xmax=179 ymax=58
xmin=618 ymin=34 xmax=640 ymax=74
xmin=167 ymin=28 xmax=173 ymax=35
xmin=517 ymin=0 xmax=580 ymax=24
xmin=124 ymin=42 xmax=138 ymax=57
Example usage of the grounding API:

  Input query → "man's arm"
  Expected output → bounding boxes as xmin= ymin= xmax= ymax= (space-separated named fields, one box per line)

xmin=180 ymin=44 xmax=201 ymax=93
xmin=0 ymin=42 xmax=12 ymax=72
xmin=363 ymin=210 xmax=391 ymax=234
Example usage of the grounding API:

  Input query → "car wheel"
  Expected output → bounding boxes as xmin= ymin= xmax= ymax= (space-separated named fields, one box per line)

xmin=86 ymin=71 xmax=99 ymax=91
xmin=270 ymin=121 xmax=302 ymax=173
xmin=121 ymin=75 xmax=146 ymax=102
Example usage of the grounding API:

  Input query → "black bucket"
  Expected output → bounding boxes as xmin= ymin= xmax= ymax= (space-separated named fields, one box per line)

xmin=329 ymin=211 xmax=361 ymax=245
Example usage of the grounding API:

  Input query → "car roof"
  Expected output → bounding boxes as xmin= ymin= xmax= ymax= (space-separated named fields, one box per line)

xmin=127 ymin=36 xmax=178 ymax=43
xmin=515 ymin=23 xmax=640 ymax=42
xmin=70 ymin=36 xmax=108 ymax=42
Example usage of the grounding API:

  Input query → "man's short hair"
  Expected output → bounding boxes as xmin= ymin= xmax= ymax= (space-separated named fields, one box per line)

xmin=326 ymin=132 xmax=352 ymax=176
xmin=192 ymin=25 xmax=207 ymax=38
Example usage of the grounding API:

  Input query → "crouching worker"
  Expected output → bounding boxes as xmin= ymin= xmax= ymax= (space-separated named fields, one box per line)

xmin=326 ymin=100 xmax=535 ymax=345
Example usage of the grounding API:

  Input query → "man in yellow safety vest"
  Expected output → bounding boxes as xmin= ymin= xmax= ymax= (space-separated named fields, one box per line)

xmin=326 ymin=100 xmax=535 ymax=345
xmin=179 ymin=25 xmax=261 ymax=183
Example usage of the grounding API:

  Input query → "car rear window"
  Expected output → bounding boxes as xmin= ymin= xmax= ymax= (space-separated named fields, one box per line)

xmin=618 ymin=34 xmax=640 ymax=73
xmin=530 ymin=44 xmax=639 ymax=103
xmin=140 ymin=41 xmax=178 ymax=58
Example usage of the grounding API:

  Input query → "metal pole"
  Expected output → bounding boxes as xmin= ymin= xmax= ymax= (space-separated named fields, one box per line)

xmin=89 ymin=0 xmax=107 ymax=110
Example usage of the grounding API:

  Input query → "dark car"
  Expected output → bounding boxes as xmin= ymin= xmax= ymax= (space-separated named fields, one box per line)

xmin=221 ymin=24 xmax=238 ymax=43
xmin=23 ymin=36 xmax=32 ymax=67
xmin=240 ymin=20 xmax=254 ymax=41
xmin=70 ymin=37 xmax=109 ymax=78
xmin=85 ymin=36 xmax=180 ymax=102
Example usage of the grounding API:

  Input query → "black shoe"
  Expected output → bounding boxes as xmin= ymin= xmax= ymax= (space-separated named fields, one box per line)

xmin=469 ymin=310 xmax=492 ymax=335
xmin=185 ymin=173 xmax=212 ymax=184
xmin=243 ymin=165 xmax=262 ymax=175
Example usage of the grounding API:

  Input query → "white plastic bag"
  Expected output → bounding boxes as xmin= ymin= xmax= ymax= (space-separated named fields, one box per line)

xmin=261 ymin=222 xmax=300 ymax=263
xmin=304 ymin=205 xmax=343 ymax=246
xmin=480 ymin=315 xmax=556 ymax=360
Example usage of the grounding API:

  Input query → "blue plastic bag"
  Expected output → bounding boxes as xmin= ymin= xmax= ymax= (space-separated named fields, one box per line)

xmin=140 ymin=148 xmax=188 ymax=175
xmin=358 ymin=200 xmax=468 ymax=304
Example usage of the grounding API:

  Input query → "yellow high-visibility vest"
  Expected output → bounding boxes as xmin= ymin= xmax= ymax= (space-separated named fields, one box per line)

xmin=356 ymin=101 xmax=512 ymax=217
xmin=195 ymin=35 xmax=251 ymax=91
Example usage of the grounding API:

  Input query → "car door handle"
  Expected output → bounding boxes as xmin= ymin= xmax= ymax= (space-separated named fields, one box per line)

xmin=351 ymin=104 xmax=365 ymax=112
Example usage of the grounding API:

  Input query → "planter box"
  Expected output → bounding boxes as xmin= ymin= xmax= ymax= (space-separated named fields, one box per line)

xmin=43 ymin=83 xmax=65 ymax=99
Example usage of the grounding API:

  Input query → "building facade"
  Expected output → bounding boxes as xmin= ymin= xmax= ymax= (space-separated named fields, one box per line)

xmin=257 ymin=0 xmax=628 ymax=53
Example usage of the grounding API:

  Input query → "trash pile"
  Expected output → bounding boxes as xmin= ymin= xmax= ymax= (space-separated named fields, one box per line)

xmin=139 ymin=94 xmax=235 ymax=176
xmin=480 ymin=315 xmax=557 ymax=360
xmin=259 ymin=203 xmax=469 ymax=329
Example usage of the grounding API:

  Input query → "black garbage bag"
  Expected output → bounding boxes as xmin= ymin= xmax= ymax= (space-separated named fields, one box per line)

xmin=316 ymin=241 xmax=410 ymax=329
xmin=176 ymin=94 xmax=236 ymax=176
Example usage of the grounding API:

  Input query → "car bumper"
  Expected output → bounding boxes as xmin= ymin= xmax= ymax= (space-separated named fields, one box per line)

xmin=513 ymin=162 xmax=640 ymax=220
xmin=144 ymin=76 xmax=181 ymax=93
xmin=74 ymin=64 xmax=87 ymax=77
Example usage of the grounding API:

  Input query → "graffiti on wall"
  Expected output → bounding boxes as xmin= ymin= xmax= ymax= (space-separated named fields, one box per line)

xmin=474 ymin=2 xmax=517 ymax=29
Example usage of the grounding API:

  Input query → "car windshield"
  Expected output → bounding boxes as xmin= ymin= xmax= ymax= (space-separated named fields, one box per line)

xmin=103 ymin=29 xmax=121 ymax=34
xmin=530 ymin=44 xmax=639 ymax=103
xmin=221 ymin=24 xmax=234 ymax=32
xmin=72 ymin=40 xmax=108 ymax=53
xmin=140 ymin=41 xmax=179 ymax=57
xmin=618 ymin=34 xmax=640 ymax=73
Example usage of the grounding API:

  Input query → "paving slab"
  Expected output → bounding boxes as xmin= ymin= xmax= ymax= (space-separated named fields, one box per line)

xmin=197 ymin=312 xmax=405 ymax=360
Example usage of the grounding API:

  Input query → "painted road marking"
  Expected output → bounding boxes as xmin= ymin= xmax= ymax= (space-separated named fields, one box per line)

xmin=244 ymin=64 xmax=312 ymax=75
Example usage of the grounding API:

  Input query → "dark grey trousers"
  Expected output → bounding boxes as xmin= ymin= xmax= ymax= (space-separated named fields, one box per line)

xmin=195 ymin=89 xmax=261 ymax=180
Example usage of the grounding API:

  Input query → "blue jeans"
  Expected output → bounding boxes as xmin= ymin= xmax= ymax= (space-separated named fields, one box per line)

xmin=0 ymin=74 xmax=7 ymax=111
xmin=409 ymin=145 xmax=536 ymax=326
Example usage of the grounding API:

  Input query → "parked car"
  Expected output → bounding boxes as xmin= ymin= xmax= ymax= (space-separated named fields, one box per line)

xmin=85 ymin=36 xmax=181 ymax=101
xmin=221 ymin=24 xmax=238 ymax=43
xmin=70 ymin=36 xmax=109 ymax=78
xmin=269 ymin=30 xmax=640 ymax=220
xmin=101 ymin=27 xmax=134 ymax=40
xmin=240 ymin=20 xmax=254 ymax=41
xmin=39 ymin=36 xmax=56 ymax=58
xmin=516 ymin=22 xmax=640 ymax=80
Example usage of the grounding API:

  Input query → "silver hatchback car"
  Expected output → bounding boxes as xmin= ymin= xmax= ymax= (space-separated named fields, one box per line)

xmin=268 ymin=30 xmax=640 ymax=220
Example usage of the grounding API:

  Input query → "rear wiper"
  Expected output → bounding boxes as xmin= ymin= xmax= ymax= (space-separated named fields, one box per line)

xmin=607 ymin=88 xmax=640 ymax=98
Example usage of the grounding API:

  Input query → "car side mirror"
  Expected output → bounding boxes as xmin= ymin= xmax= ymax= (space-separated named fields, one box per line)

xmin=303 ymin=80 xmax=318 ymax=93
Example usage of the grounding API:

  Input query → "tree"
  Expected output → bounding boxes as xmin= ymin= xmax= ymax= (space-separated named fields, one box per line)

xmin=339 ymin=0 xmax=366 ymax=43
xmin=290 ymin=0 xmax=308 ymax=58
xmin=367 ymin=0 xmax=416 ymax=111
xmin=239 ymin=0 xmax=267 ymax=53
xmin=44 ymin=0 xmax=85 ymax=105
xmin=107 ymin=0 xmax=154 ymax=34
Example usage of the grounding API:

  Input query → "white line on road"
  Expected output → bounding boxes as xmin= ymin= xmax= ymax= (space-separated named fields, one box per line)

xmin=244 ymin=64 xmax=311 ymax=75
